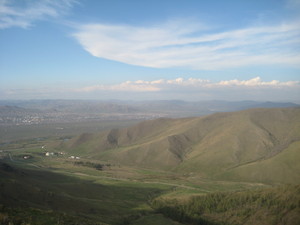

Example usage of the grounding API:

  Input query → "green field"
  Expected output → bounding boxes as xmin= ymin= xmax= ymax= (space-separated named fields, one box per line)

xmin=0 ymin=119 xmax=140 ymax=143
xmin=0 ymin=142 xmax=270 ymax=225
xmin=1 ymin=142 xmax=298 ymax=225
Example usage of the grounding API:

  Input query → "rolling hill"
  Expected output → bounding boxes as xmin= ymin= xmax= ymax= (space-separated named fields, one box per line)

xmin=65 ymin=107 xmax=300 ymax=184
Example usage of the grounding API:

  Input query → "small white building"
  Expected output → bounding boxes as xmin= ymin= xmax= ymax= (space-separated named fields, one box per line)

xmin=45 ymin=152 xmax=54 ymax=156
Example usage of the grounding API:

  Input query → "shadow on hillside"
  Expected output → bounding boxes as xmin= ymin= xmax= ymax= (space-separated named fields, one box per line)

xmin=0 ymin=161 xmax=165 ymax=225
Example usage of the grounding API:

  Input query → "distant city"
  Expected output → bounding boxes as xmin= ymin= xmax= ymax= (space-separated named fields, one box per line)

xmin=1 ymin=99 xmax=298 ymax=126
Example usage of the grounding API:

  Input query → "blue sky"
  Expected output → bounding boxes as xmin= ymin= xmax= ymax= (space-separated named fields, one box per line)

xmin=0 ymin=0 xmax=299 ymax=102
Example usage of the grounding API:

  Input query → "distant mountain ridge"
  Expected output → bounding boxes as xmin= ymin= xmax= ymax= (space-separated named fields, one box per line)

xmin=0 ymin=100 xmax=298 ymax=123
xmin=0 ymin=105 xmax=38 ymax=114
xmin=65 ymin=107 xmax=300 ymax=184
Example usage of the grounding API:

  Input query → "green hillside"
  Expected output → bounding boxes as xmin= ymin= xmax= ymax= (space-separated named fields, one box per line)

xmin=65 ymin=108 xmax=300 ymax=184
xmin=151 ymin=184 xmax=300 ymax=225
xmin=0 ymin=162 xmax=170 ymax=225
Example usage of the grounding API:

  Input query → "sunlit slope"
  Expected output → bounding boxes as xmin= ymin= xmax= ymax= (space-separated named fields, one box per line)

xmin=66 ymin=117 xmax=196 ymax=170
xmin=66 ymin=108 xmax=300 ymax=183
xmin=217 ymin=140 xmax=300 ymax=183
xmin=176 ymin=108 xmax=300 ymax=178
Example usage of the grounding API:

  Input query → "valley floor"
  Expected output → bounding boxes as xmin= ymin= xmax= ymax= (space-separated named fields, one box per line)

xmin=0 ymin=139 xmax=299 ymax=225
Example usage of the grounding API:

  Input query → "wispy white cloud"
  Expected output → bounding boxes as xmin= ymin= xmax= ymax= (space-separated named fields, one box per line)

xmin=72 ymin=19 xmax=300 ymax=70
xmin=78 ymin=77 xmax=300 ymax=93
xmin=0 ymin=0 xmax=77 ymax=29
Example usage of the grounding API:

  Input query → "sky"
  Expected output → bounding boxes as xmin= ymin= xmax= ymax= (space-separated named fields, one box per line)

xmin=0 ymin=0 xmax=300 ymax=102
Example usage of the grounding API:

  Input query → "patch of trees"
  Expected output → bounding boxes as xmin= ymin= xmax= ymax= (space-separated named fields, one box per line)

xmin=151 ymin=198 xmax=216 ymax=225
xmin=117 ymin=211 xmax=149 ymax=225
xmin=151 ymin=185 xmax=300 ymax=225
xmin=73 ymin=161 xmax=111 ymax=170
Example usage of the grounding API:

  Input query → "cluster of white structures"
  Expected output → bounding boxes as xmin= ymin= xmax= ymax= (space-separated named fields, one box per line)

xmin=69 ymin=155 xmax=80 ymax=160
xmin=45 ymin=152 xmax=65 ymax=156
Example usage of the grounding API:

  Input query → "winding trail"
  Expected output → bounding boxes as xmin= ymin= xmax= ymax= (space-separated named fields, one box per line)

xmin=72 ymin=171 xmax=208 ymax=192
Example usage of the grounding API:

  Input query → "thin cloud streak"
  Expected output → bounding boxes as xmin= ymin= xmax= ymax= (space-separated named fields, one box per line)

xmin=1 ymin=77 xmax=299 ymax=101
xmin=0 ymin=0 xmax=77 ymax=29
xmin=73 ymin=20 xmax=300 ymax=70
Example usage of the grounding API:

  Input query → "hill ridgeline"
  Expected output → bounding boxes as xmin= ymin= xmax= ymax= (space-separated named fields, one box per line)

xmin=65 ymin=108 xmax=300 ymax=184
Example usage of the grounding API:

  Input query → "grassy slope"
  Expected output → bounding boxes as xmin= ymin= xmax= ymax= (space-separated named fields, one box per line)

xmin=0 ymin=149 xmax=273 ymax=225
xmin=218 ymin=140 xmax=300 ymax=184
xmin=0 ymin=161 xmax=171 ymax=225
xmin=176 ymin=108 xmax=300 ymax=181
xmin=65 ymin=108 xmax=300 ymax=184
xmin=1 ymin=138 xmax=294 ymax=225
xmin=152 ymin=185 xmax=300 ymax=225
xmin=66 ymin=118 xmax=194 ymax=169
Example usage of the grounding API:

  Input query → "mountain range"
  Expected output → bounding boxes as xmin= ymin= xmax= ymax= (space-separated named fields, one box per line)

xmin=65 ymin=107 xmax=300 ymax=184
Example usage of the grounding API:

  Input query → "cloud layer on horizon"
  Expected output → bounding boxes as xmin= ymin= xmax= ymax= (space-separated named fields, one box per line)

xmin=2 ymin=77 xmax=299 ymax=101
xmin=73 ymin=20 xmax=300 ymax=70
xmin=78 ymin=77 xmax=300 ymax=92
